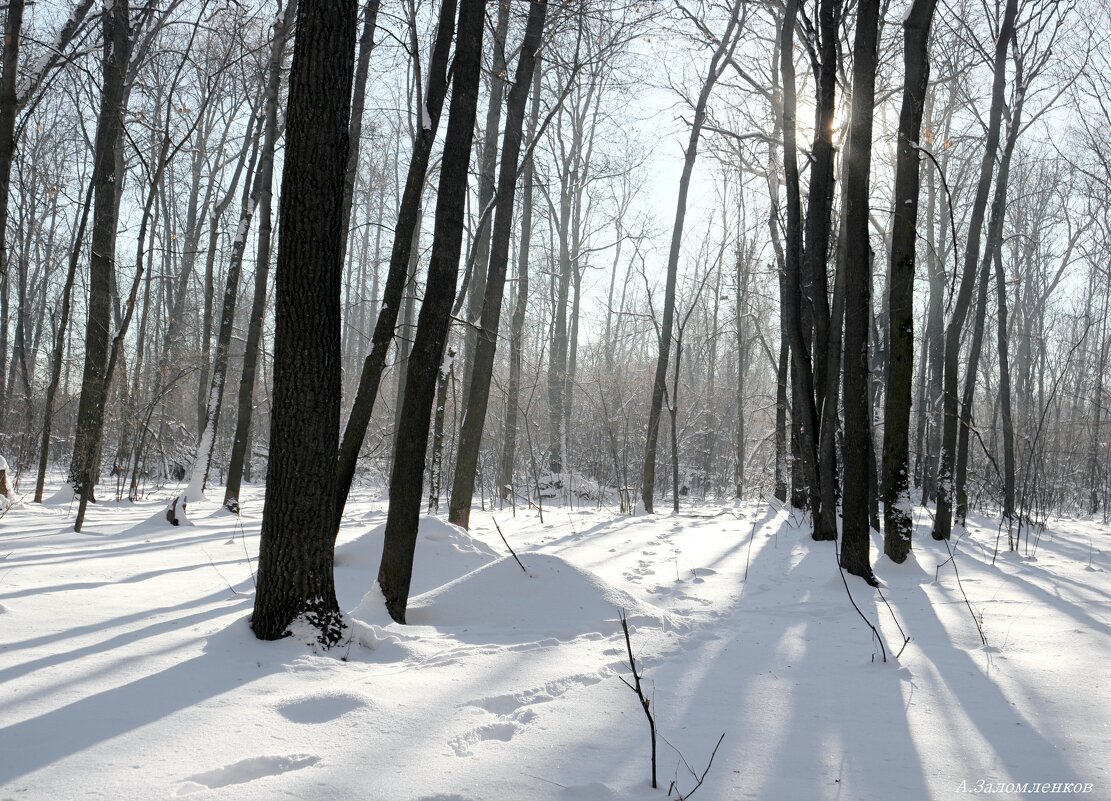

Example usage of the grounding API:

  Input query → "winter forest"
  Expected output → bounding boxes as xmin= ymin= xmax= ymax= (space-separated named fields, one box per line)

xmin=1 ymin=0 xmax=1108 ymax=798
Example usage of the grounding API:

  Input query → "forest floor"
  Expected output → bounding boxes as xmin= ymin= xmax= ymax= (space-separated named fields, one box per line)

xmin=1 ymin=480 xmax=1108 ymax=801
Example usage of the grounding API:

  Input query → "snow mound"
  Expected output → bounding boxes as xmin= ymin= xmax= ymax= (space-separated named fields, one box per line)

xmin=405 ymin=552 xmax=676 ymax=637
xmin=335 ymin=516 xmax=498 ymax=603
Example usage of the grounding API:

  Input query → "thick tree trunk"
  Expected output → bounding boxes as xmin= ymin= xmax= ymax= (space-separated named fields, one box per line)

xmin=933 ymin=0 xmax=1017 ymax=539
xmin=251 ymin=0 xmax=357 ymax=645
xmin=378 ymin=0 xmax=486 ymax=623
xmin=448 ymin=0 xmax=547 ymax=529
xmin=882 ymin=0 xmax=938 ymax=562
xmin=333 ymin=0 xmax=459 ymax=537
xmin=68 ymin=0 xmax=131 ymax=529
xmin=641 ymin=0 xmax=741 ymax=513
xmin=840 ymin=0 xmax=880 ymax=585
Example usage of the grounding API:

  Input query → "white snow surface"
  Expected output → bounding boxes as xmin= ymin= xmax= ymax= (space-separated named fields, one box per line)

xmin=1 ymin=482 xmax=1108 ymax=800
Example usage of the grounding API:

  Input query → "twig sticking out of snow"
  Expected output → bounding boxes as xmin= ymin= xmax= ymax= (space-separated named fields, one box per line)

xmin=936 ymin=537 xmax=987 ymax=646
xmin=492 ymin=518 xmax=528 ymax=575
xmin=661 ymin=731 xmax=726 ymax=800
xmin=832 ymin=540 xmax=888 ymax=663
xmin=618 ymin=609 xmax=657 ymax=789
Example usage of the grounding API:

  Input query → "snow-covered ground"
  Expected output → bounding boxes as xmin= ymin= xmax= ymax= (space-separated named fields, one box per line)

xmin=1 ymin=481 xmax=1108 ymax=800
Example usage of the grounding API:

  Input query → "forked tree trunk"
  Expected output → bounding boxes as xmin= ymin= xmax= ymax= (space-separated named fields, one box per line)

xmin=333 ymin=0 xmax=460 ymax=538
xmin=35 ymin=183 xmax=92 ymax=503
xmin=955 ymin=75 xmax=1024 ymax=523
xmin=448 ymin=0 xmax=548 ymax=529
xmin=806 ymin=0 xmax=839 ymax=541
xmin=378 ymin=0 xmax=486 ymax=624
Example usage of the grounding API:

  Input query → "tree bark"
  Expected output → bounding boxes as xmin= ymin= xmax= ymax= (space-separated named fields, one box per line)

xmin=0 ymin=0 xmax=25 ymax=288
xmin=68 ymin=0 xmax=131 ymax=528
xmin=252 ymin=0 xmax=357 ymax=645
xmin=933 ymin=0 xmax=1017 ymax=539
xmin=840 ymin=0 xmax=880 ymax=585
xmin=881 ymin=0 xmax=938 ymax=562
xmin=641 ymin=0 xmax=741 ymax=513
xmin=224 ymin=1 xmax=297 ymax=513
xmin=779 ymin=0 xmax=823 ymax=521
xmin=499 ymin=61 xmax=542 ymax=503
xmin=459 ymin=0 xmax=511 ymax=414
xmin=333 ymin=0 xmax=460 ymax=537
xmin=955 ymin=71 xmax=1024 ymax=523
xmin=378 ymin=0 xmax=486 ymax=623
xmin=806 ymin=0 xmax=839 ymax=540
xmin=448 ymin=0 xmax=547 ymax=529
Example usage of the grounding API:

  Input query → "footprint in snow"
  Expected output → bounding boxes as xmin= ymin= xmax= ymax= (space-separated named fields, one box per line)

xmin=448 ymin=720 xmax=522 ymax=756
xmin=451 ymin=673 xmax=606 ymax=756
xmin=276 ymin=691 xmax=367 ymax=724
xmin=176 ymin=754 xmax=320 ymax=795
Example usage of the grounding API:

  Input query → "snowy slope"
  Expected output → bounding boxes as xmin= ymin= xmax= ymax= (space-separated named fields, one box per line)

xmin=1 ymin=482 xmax=1108 ymax=800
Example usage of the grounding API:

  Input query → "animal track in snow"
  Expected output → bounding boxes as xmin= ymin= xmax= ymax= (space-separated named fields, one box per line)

xmin=176 ymin=754 xmax=320 ymax=795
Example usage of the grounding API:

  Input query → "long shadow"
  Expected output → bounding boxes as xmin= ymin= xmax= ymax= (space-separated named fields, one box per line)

xmin=0 ymin=618 xmax=271 ymax=786
xmin=2 ymin=528 xmax=257 ymax=570
xmin=0 ymin=591 xmax=251 ymax=685
xmin=638 ymin=513 xmax=932 ymax=800
xmin=901 ymin=581 xmax=1084 ymax=784
xmin=0 ymin=556 xmax=251 ymax=602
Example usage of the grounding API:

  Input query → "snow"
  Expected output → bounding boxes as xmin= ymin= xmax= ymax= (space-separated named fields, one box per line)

xmin=1 ymin=481 xmax=1108 ymax=800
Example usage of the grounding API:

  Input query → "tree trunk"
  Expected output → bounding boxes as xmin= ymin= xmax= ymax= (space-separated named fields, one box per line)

xmin=0 ymin=0 xmax=25 ymax=286
xmin=338 ymin=0 xmax=381 ymax=270
xmin=459 ymin=0 xmax=511 ymax=414
xmin=779 ymin=0 xmax=823 ymax=520
xmin=955 ymin=77 xmax=1024 ymax=523
xmin=35 ymin=184 xmax=93 ymax=502
xmin=378 ymin=0 xmax=486 ymax=623
xmin=68 ymin=0 xmax=131 ymax=528
xmin=933 ymin=0 xmax=1016 ymax=539
xmin=251 ymin=0 xmax=357 ymax=645
xmin=840 ymin=0 xmax=880 ymax=585
xmin=448 ymin=0 xmax=547 ymax=529
xmin=499 ymin=62 xmax=542 ymax=503
xmin=882 ymin=0 xmax=938 ymax=562
xmin=333 ymin=0 xmax=459 ymax=537
xmin=224 ymin=1 xmax=296 ymax=513
xmin=805 ymin=0 xmax=838 ymax=540
xmin=641 ymin=0 xmax=741 ymax=513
